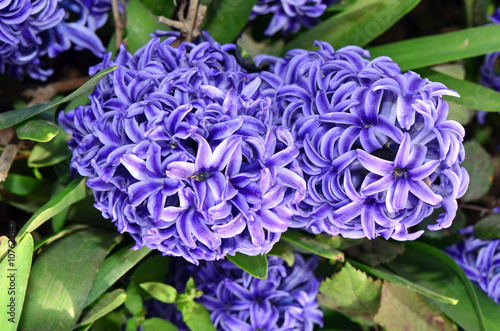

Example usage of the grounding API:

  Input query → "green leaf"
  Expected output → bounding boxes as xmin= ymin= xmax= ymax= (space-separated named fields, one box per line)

xmin=268 ymin=241 xmax=295 ymax=266
xmin=124 ymin=282 xmax=143 ymax=317
xmin=77 ymin=289 xmax=127 ymax=327
xmin=285 ymin=0 xmax=421 ymax=51
xmin=202 ymin=0 xmax=258 ymax=44
xmin=373 ymin=282 xmax=456 ymax=331
xmin=129 ymin=255 xmax=170 ymax=299
xmin=319 ymin=262 xmax=381 ymax=325
xmin=369 ymin=25 xmax=500 ymax=71
xmin=141 ymin=318 xmax=178 ymax=331
xmin=2 ymin=174 xmax=42 ymax=196
xmin=227 ymin=252 xmax=268 ymax=279
xmin=139 ymin=0 xmax=176 ymax=16
xmin=15 ymin=178 xmax=88 ymax=242
xmin=178 ymin=301 xmax=216 ymax=331
xmin=0 ymin=234 xmax=34 ymax=331
xmin=461 ymin=140 xmax=494 ymax=202
xmin=28 ymin=130 xmax=70 ymax=168
xmin=349 ymin=260 xmax=458 ymax=305
xmin=15 ymin=119 xmax=59 ymax=142
xmin=281 ymin=230 xmax=345 ymax=261
xmin=19 ymin=230 xmax=118 ymax=331
xmin=344 ymin=238 xmax=405 ymax=267
xmin=474 ymin=214 xmax=500 ymax=240
xmin=140 ymin=282 xmax=178 ymax=304
xmin=417 ymin=68 xmax=500 ymax=112
xmin=125 ymin=0 xmax=167 ymax=53
xmin=0 ymin=67 xmax=116 ymax=130
xmin=384 ymin=241 xmax=487 ymax=331
xmin=85 ymin=245 xmax=152 ymax=307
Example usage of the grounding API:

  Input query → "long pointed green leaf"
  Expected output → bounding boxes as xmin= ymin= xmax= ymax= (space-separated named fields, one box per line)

xmin=19 ymin=230 xmax=119 ymax=331
xmin=0 ymin=234 xmax=34 ymax=331
xmin=285 ymin=0 xmax=421 ymax=51
xmin=0 ymin=66 xmax=116 ymax=130
xmin=281 ymin=230 xmax=344 ymax=261
xmin=227 ymin=253 xmax=268 ymax=279
xmin=16 ymin=178 xmax=88 ymax=242
xmin=85 ymin=245 xmax=152 ymax=307
xmin=77 ymin=289 xmax=126 ymax=328
xmin=349 ymin=260 xmax=458 ymax=305
xmin=418 ymin=68 xmax=500 ymax=111
xmin=369 ymin=25 xmax=500 ymax=71
xmin=201 ymin=0 xmax=258 ymax=44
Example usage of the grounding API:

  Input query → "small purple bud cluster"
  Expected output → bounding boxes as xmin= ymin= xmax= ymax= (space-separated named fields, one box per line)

xmin=445 ymin=227 xmax=500 ymax=303
xmin=149 ymin=254 xmax=323 ymax=331
xmin=0 ymin=0 xmax=110 ymax=80
xmin=59 ymin=33 xmax=306 ymax=264
xmin=256 ymin=41 xmax=469 ymax=240
xmin=250 ymin=0 xmax=337 ymax=36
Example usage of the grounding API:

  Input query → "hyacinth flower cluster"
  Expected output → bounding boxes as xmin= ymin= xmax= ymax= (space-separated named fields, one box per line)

xmin=148 ymin=254 xmax=323 ymax=331
xmin=59 ymin=32 xmax=306 ymax=264
xmin=255 ymin=42 xmax=469 ymax=240
xmin=0 ymin=0 xmax=110 ymax=80
xmin=249 ymin=0 xmax=337 ymax=36
xmin=445 ymin=227 xmax=500 ymax=303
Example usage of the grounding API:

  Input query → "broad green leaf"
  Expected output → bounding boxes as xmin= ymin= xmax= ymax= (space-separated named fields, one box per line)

xmin=33 ymin=225 xmax=88 ymax=251
xmin=461 ymin=140 xmax=494 ymax=202
xmin=319 ymin=262 xmax=381 ymax=326
xmin=344 ymin=238 xmax=404 ymax=267
xmin=141 ymin=318 xmax=178 ymax=331
xmin=126 ymin=0 xmax=167 ymax=53
xmin=474 ymin=214 xmax=500 ymax=240
xmin=2 ymin=174 xmax=42 ymax=196
xmin=0 ymin=234 xmax=33 ymax=331
xmin=124 ymin=282 xmax=143 ymax=317
xmin=28 ymin=130 xmax=70 ymax=168
xmin=227 ymin=252 xmax=268 ymax=279
xmin=85 ymin=245 xmax=152 ymax=307
xmin=285 ymin=0 xmax=420 ymax=51
xmin=268 ymin=241 xmax=295 ymax=266
xmin=369 ymin=25 xmax=500 ymax=71
xmin=202 ymin=0 xmax=258 ymax=44
xmin=16 ymin=119 xmax=59 ymax=142
xmin=417 ymin=68 xmax=500 ymax=112
xmin=19 ymin=230 xmax=118 ymax=331
xmin=139 ymin=0 xmax=175 ymax=16
xmin=140 ymin=282 xmax=178 ymax=304
xmin=349 ymin=260 xmax=458 ymax=305
xmin=373 ymin=282 xmax=456 ymax=331
xmin=178 ymin=301 xmax=216 ymax=331
xmin=0 ymin=236 xmax=11 ymax=262
xmin=385 ymin=241 xmax=486 ymax=331
xmin=77 ymin=289 xmax=126 ymax=327
xmin=16 ymin=178 xmax=88 ymax=242
xmin=281 ymin=230 xmax=345 ymax=261
xmin=0 ymin=67 xmax=116 ymax=130
xmin=129 ymin=254 xmax=170 ymax=299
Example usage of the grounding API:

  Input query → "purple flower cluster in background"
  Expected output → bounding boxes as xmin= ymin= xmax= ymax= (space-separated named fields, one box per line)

xmin=59 ymin=32 xmax=306 ymax=264
xmin=445 ymin=226 xmax=500 ymax=303
xmin=0 ymin=0 xmax=110 ymax=80
xmin=256 ymin=42 xmax=469 ymax=240
xmin=250 ymin=0 xmax=337 ymax=36
xmin=149 ymin=254 xmax=323 ymax=331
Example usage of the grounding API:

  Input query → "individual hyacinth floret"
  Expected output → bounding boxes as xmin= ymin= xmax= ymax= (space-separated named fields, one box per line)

xmin=256 ymin=41 xmax=469 ymax=241
xmin=59 ymin=32 xmax=306 ymax=264
xmin=0 ymin=0 xmax=110 ymax=80
xmin=445 ymin=226 xmax=500 ymax=303
xmin=250 ymin=0 xmax=337 ymax=36
xmin=149 ymin=254 xmax=323 ymax=331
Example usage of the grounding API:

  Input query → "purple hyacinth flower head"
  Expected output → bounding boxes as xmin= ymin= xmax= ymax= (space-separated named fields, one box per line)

xmin=0 ymin=0 xmax=110 ymax=80
xmin=249 ymin=0 xmax=338 ymax=36
xmin=59 ymin=32 xmax=305 ymax=264
xmin=256 ymin=41 xmax=469 ymax=241
xmin=148 ymin=254 xmax=323 ymax=331
xmin=445 ymin=226 xmax=500 ymax=303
